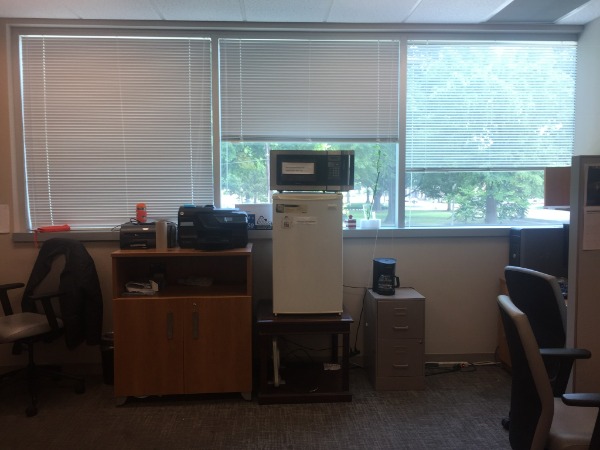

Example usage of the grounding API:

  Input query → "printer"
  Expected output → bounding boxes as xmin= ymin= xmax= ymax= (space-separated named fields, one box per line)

xmin=178 ymin=205 xmax=248 ymax=250
xmin=119 ymin=221 xmax=177 ymax=249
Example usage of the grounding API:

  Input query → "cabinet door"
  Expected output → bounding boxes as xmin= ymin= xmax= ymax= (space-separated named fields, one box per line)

xmin=184 ymin=296 xmax=252 ymax=393
xmin=114 ymin=297 xmax=184 ymax=397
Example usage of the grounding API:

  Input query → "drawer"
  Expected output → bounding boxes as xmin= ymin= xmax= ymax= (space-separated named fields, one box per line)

xmin=377 ymin=300 xmax=424 ymax=339
xmin=377 ymin=338 xmax=424 ymax=378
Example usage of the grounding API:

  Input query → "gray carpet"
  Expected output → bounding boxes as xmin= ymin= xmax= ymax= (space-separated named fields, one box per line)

xmin=0 ymin=364 xmax=511 ymax=449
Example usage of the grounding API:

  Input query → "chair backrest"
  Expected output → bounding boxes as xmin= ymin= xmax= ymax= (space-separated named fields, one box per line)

xmin=504 ymin=266 xmax=566 ymax=350
xmin=498 ymin=294 xmax=555 ymax=450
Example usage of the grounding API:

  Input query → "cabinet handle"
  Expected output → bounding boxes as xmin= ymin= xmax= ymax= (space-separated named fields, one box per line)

xmin=166 ymin=312 xmax=174 ymax=340
xmin=394 ymin=307 xmax=408 ymax=316
xmin=393 ymin=364 xmax=409 ymax=369
xmin=393 ymin=326 xmax=409 ymax=331
xmin=192 ymin=311 xmax=199 ymax=339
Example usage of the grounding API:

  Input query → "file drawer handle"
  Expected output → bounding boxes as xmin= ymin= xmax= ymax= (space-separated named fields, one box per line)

xmin=393 ymin=364 xmax=409 ymax=369
xmin=393 ymin=326 xmax=409 ymax=331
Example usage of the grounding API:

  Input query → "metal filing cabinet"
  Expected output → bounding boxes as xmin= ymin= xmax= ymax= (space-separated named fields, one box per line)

xmin=364 ymin=288 xmax=425 ymax=390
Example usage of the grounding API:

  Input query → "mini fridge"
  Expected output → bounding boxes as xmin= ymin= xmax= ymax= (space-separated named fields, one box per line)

xmin=272 ymin=192 xmax=343 ymax=314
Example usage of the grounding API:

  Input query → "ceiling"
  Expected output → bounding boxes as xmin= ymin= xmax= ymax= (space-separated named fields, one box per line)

xmin=1 ymin=0 xmax=599 ymax=26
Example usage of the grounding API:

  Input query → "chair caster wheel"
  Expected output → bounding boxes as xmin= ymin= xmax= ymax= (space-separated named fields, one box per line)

xmin=26 ymin=405 xmax=38 ymax=417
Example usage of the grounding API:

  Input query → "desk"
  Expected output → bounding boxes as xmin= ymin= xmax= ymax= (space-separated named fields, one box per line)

xmin=256 ymin=302 xmax=353 ymax=404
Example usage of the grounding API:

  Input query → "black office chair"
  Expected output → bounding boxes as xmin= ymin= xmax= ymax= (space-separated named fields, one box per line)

xmin=504 ymin=266 xmax=590 ymax=397
xmin=497 ymin=294 xmax=600 ymax=450
xmin=0 ymin=238 xmax=103 ymax=416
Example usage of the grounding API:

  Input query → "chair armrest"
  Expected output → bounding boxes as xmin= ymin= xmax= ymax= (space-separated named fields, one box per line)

xmin=28 ymin=291 xmax=64 ymax=331
xmin=540 ymin=347 xmax=592 ymax=397
xmin=562 ymin=393 xmax=600 ymax=407
xmin=0 ymin=282 xmax=25 ymax=316
xmin=540 ymin=347 xmax=592 ymax=360
xmin=564 ymin=393 xmax=600 ymax=450
xmin=0 ymin=282 xmax=26 ymax=290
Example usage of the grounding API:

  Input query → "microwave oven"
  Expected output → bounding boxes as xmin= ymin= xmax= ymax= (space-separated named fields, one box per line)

xmin=269 ymin=150 xmax=354 ymax=192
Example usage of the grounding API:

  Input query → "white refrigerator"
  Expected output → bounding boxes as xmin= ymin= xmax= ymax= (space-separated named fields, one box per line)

xmin=272 ymin=192 xmax=343 ymax=314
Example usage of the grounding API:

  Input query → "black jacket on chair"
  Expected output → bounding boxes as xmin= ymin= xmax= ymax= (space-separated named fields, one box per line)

xmin=21 ymin=238 xmax=103 ymax=349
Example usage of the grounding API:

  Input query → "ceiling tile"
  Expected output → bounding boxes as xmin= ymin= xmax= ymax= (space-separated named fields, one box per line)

xmin=0 ymin=0 xmax=79 ymax=19
xmin=243 ymin=0 xmax=333 ymax=22
xmin=152 ymin=0 xmax=244 ymax=22
xmin=327 ymin=0 xmax=418 ymax=23
xmin=406 ymin=0 xmax=513 ymax=23
xmin=66 ymin=0 xmax=162 ymax=20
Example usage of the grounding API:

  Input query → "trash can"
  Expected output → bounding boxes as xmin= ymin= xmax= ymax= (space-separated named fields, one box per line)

xmin=100 ymin=332 xmax=114 ymax=385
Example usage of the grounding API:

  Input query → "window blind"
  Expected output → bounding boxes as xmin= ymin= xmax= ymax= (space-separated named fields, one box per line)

xmin=219 ymin=38 xmax=400 ymax=143
xmin=406 ymin=41 xmax=576 ymax=171
xmin=20 ymin=35 xmax=213 ymax=230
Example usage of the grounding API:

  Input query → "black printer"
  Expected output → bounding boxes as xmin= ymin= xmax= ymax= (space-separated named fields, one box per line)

xmin=178 ymin=205 xmax=248 ymax=250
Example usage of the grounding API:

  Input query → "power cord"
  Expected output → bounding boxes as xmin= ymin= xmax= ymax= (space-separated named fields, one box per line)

xmin=342 ymin=284 xmax=368 ymax=358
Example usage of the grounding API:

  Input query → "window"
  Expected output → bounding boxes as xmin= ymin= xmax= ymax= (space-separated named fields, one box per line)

xmin=19 ymin=35 xmax=212 ymax=230
xmin=15 ymin=31 xmax=577 ymax=231
xmin=219 ymin=38 xmax=400 ymax=225
xmin=404 ymin=41 xmax=576 ymax=226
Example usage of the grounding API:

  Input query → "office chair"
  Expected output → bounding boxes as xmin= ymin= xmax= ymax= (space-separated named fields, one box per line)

xmin=497 ymin=294 xmax=600 ymax=450
xmin=504 ymin=266 xmax=590 ymax=397
xmin=0 ymin=238 xmax=103 ymax=416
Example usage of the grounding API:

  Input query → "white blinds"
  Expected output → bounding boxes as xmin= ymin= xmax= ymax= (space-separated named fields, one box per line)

xmin=220 ymin=38 xmax=400 ymax=142
xmin=20 ymin=36 xmax=213 ymax=230
xmin=406 ymin=41 xmax=576 ymax=171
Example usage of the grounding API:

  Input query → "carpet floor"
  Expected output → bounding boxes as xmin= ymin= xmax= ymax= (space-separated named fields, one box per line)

xmin=0 ymin=364 xmax=511 ymax=449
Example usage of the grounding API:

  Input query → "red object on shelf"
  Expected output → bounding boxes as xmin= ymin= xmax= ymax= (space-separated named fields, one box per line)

xmin=37 ymin=224 xmax=71 ymax=232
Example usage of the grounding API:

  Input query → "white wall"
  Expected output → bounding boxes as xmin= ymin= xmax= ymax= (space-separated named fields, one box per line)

xmin=342 ymin=235 xmax=508 ymax=360
xmin=0 ymin=234 xmax=508 ymax=369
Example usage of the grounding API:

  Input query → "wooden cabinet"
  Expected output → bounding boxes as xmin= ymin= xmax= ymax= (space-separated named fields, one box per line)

xmin=364 ymin=288 xmax=425 ymax=390
xmin=111 ymin=245 xmax=253 ymax=400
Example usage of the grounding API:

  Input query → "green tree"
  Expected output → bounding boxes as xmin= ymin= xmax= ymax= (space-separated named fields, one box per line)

xmin=350 ymin=143 xmax=396 ymax=223
xmin=416 ymin=171 xmax=543 ymax=224
xmin=221 ymin=143 xmax=270 ymax=203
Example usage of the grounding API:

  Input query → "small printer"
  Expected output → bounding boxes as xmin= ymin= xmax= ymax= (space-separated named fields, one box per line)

xmin=119 ymin=222 xmax=177 ymax=249
xmin=178 ymin=205 xmax=248 ymax=250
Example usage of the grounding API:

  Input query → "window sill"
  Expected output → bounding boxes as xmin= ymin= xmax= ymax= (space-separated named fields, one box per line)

xmin=12 ymin=230 xmax=120 ymax=243
xmin=11 ymin=226 xmax=516 ymax=244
